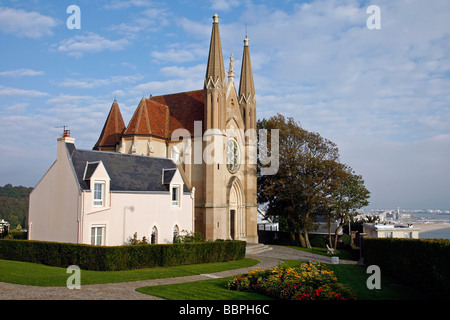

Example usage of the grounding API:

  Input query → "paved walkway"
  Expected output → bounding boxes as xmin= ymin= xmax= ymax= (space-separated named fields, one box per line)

xmin=0 ymin=245 xmax=356 ymax=300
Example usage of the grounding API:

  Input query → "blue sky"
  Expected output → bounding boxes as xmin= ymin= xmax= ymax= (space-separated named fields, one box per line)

xmin=0 ymin=0 xmax=449 ymax=210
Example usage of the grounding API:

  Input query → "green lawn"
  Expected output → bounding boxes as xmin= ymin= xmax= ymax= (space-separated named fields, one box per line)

xmin=0 ymin=258 xmax=259 ymax=287
xmin=137 ymin=259 xmax=427 ymax=300
xmin=0 ymin=254 xmax=428 ymax=300
xmin=283 ymin=245 xmax=355 ymax=260
xmin=136 ymin=276 xmax=274 ymax=300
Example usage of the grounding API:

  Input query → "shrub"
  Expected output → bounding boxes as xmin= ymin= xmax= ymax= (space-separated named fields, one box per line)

xmin=0 ymin=239 xmax=246 ymax=271
xmin=227 ymin=261 xmax=356 ymax=300
xmin=363 ymin=238 xmax=450 ymax=298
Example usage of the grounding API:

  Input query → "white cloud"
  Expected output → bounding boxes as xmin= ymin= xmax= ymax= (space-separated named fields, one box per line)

xmin=159 ymin=64 xmax=205 ymax=79
xmin=131 ymin=78 xmax=203 ymax=96
xmin=0 ymin=68 xmax=44 ymax=77
xmin=151 ymin=45 xmax=207 ymax=63
xmin=0 ymin=85 xmax=48 ymax=97
xmin=103 ymin=0 xmax=154 ymax=10
xmin=109 ymin=8 xmax=169 ymax=36
xmin=209 ymin=0 xmax=241 ymax=11
xmin=57 ymin=32 xmax=129 ymax=57
xmin=56 ymin=74 xmax=144 ymax=89
xmin=0 ymin=6 xmax=58 ymax=39
xmin=4 ymin=102 xmax=29 ymax=113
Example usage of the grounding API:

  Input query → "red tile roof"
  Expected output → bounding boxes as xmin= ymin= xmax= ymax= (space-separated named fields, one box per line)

xmin=150 ymin=90 xmax=205 ymax=137
xmin=101 ymin=90 xmax=205 ymax=143
xmin=123 ymin=98 xmax=169 ymax=138
xmin=94 ymin=100 xmax=126 ymax=150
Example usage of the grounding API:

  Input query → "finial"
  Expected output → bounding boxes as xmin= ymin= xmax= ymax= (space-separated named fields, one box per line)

xmin=213 ymin=13 xmax=219 ymax=23
xmin=228 ymin=53 xmax=235 ymax=78
xmin=244 ymin=36 xmax=249 ymax=46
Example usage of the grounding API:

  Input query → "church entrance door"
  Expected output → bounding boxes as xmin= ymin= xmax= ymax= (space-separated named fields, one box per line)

xmin=229 ymin=179 xmax=245 ymax=240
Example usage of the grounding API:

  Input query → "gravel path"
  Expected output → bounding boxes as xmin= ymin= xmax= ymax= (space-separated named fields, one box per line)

xmin=0 ymin=245 xmax=356 ymax=300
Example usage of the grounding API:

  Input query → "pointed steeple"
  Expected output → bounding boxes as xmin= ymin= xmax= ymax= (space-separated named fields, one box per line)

xmin=238 ymin=36 xmax=256 ymax=104
xmin=94 ymin=99 xmax=126 ymax=151
xmin=123 ymin=98 xmax=152 ymax=136
xmin=205 ymin=13 xmax=226 ymax=89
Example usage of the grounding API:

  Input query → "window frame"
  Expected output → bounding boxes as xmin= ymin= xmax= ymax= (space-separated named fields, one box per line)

xmin=93 ymin=181 xmax=105 ymax=207
xmin=91 ymin=225 xmax=105 ymax=246
xmin=171 ymin=185 xmax=181 ymax=207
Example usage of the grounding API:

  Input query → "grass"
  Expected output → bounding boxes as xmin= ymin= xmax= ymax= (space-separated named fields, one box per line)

xmin=136 ymin=276 xmax=274 ymax=300
xmin=283 ymin=245 xmax=355 ymax=260
xmin=0 ymin=248 xmax=428 ymax=300
xmin=0 ymin=258 xmax=259 ymax=287
xmin=137 ymin=259 xmax=427 ymax=300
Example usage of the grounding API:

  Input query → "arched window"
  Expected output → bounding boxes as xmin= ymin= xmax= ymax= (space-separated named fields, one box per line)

xmin=151 ymin=226 xmax=158 ymax=244
xmin=173 ymin=225 xmax=179 ymax=242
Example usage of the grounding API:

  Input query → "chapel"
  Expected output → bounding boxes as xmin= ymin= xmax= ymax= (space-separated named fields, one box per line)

xmin=93 ymin=14 xmax=258 ymax=242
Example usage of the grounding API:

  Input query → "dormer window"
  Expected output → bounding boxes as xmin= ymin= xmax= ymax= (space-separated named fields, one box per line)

xmin=94 ymin=181 xmax=105 ymax=207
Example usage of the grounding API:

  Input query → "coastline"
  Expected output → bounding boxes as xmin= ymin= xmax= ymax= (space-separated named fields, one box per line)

xmin=413 ymin=222 xmax=450 ymax=233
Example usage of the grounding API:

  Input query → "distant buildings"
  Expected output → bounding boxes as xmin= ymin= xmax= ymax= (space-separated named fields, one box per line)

xmin=0 ymin=219 xmax=9 ymax=234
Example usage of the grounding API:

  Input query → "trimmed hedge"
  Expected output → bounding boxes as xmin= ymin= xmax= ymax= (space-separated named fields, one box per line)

xmin=363 ymin=238 xmax=450 ymax=298
xmin=0 ymin=239 xmax=246 ymax=271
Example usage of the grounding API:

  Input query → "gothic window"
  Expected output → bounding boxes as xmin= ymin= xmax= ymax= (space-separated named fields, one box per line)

xmin=226 ymin=139 xmax=240 ymax=173
xmin=173 ymin=225 xmax=179 ymax=241
xmin=151 ymin=226 xmax=158 ymax=244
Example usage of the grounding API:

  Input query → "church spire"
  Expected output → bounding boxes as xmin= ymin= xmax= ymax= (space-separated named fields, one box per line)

xmin=238 ymin=36 xmax=256 ymax=104
xmin=205 ymin=13 xmax=226 ymax=89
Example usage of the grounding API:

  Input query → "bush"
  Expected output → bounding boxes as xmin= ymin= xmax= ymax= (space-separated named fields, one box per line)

xmin=309 ymin=234 xmax=327 ymax=248
xmin=0 ymin=239 xmax=246 ymax=271
xmin=227 ymin=261 xmax=356 ymax=300
xmin=363 ymin=238 xmax=450 ymax=298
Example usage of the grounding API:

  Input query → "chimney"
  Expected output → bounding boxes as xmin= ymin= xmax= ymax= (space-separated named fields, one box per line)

xmin=57 ymin=129 xmax=75 ymax=162
xmin=58 ymin=128 xmax=75 ymax=144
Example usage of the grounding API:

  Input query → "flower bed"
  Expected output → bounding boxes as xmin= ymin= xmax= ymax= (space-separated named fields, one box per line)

xmin=227 ymin=261 xmax=356 ymax=300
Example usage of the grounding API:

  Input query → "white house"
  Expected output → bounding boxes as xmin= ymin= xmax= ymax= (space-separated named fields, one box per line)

xmin=363 ymin=223 xmax=420 ymax=239
xmin=28 ymin=132 xmax=195 ymax=246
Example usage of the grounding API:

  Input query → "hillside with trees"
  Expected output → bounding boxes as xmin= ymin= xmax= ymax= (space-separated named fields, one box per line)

xmin=0 ymin=184 xmax=32 ymax=230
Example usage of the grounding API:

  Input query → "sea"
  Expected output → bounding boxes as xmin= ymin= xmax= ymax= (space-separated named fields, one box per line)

xmin=405 ymin=211 xmax=450 ymax=240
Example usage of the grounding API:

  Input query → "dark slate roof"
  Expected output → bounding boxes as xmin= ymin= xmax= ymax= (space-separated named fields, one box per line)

xmin=66 ymin=143 xmax=190 ymax=193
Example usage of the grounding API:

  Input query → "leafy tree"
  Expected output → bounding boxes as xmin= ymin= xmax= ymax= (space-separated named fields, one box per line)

xmin=257 ymin=114 xmax=346 ymax=248
xmin=324 ymin=166 xmax=371 ymax=249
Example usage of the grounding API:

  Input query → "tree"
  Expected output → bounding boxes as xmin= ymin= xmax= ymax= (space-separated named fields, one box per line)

xmin=257 ymin=114 xmax=345 ymax=248
xmin=327 ymin=166 xmax=370 ymax=249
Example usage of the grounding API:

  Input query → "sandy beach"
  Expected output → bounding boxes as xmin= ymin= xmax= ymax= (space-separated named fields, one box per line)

xmin=413 ymin=222 xmax=450 ymax=232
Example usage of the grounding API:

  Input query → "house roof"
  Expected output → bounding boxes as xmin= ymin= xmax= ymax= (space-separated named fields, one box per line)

xmin=66 ymin=143 xmax=190 ymax=194
xmin=122 ymin=90 xmax=205 ymax=140
xmin=94 ymin=99 xmax=126 ymax=150
xmin=150 ymin=90 xmax=205 ymax=137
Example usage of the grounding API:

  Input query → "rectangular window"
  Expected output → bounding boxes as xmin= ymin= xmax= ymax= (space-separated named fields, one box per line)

xmin=93 ymin=182 xmax=104 ymax=207
xmin=172 ymin=185 xmax=180 ymax=207
xmin=91 ymin=225 xmax=105 ymax=245
xmin=384 ymin=232 xmax=393 ymax=238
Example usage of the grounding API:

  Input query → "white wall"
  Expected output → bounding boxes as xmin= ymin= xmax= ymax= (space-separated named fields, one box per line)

xmin=28 ymin=138 xmax=80 ymax=243
xmin=81 ymin=168 xmax=194 ymax=246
